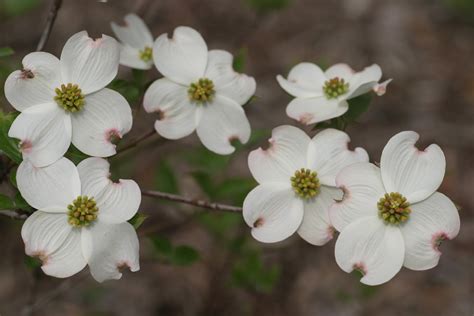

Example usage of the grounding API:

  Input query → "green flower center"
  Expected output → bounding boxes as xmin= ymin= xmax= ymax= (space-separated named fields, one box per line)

xmin=291 ymin=168 xmax=320 ymax=200
xmin=377 ymin=192 xmax=411 ymax=225
xmin=139 ymin=46 xmax=153 ymax=62
xmin=188 ymin=78 xmax=215 ymax=104
xmin=323 ymin=77 xmax=349 ymax=99
xmin=54 ymin=83 xmax=85 ymax=112
xmin=67 ymin=196 xmax=98 ymax=227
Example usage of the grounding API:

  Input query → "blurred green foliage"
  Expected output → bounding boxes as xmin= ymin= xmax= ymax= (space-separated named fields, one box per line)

xmin=444 ymin=0 xmax=474 ymax=21
xmin=0 ymin=111 xmax=21 ymax=163
xmin=0 ymin=0 xmax=40 ymax=17
xmin=244 ymin=0 xmax=291 ymax=13
xmin=155 ymin=160 xmax=179 ymax=194
xmin=129 ymin=212 xmax=147 ymax=229
xmin=0 ymin=47 xmax=14 ymax=58
xmin=233 ymin=47 xmax=247 ymax=73
xmin=151 ymin=235 xmax=200 ymax=266
xmin=314 ymin=93 xmax=373 ymax=131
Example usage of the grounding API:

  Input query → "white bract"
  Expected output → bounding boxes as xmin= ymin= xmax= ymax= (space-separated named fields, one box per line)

xmin=242 ymin=125 xmax=368 ymax=244
xmin=18 ymin=157 xmax=141 ymax=282
xmin=111 ymin=14 xmax=154 ymax=70
xmin=276 ymin=62 xmax=391 ymax=125
xmin=5 ymin=31 xmax=132 ymax=167
xmin=143 ymin=26 xmax=256 ymax=155
xmin=331 ymin=131 xmax=460 ymax=285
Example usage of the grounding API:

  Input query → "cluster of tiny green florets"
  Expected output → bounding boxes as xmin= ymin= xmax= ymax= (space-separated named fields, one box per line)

xmin=139 ymin=46 xmax=153 ymax=62
xmin=291 ymin=168 xmax=320 ymax=200
xmin=323 ymin=77 xmax=349 ymax=99
xmin=67 ymin=196 xmax=98 ymax=227
xmin=188 ymin=78 xmax=215 ymax=103
xmin=377 ymin=192 xmax=411 ymax=225
xmin=54 ymin=83 xmax=85 ymax=112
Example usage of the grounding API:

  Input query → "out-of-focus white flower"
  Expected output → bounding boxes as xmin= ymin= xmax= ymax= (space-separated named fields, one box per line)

xmin=18 ymin=157 xmax=141 ymax=282
xmin=5 ymin=31 xmax=132 ymax=167
xmin=331 ymin=131 xmax=460 ymax=285
xmin=111 ymin=14 xmax=154 ymax=70
xmin=143 ymin=26 xmax=256 ymax=155
xmin=242 ymin=125 xmax=368 ymax=244
xmin=276 ymin=63 xmax=390 ymax=125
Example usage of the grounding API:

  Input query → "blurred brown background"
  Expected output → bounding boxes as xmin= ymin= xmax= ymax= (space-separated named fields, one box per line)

xmin=0 ymin=0 xmax=473 ymax=315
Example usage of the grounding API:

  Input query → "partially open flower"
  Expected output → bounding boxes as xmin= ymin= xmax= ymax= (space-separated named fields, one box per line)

xmin=242 ymin=125 xmax=368 ymax=244
xmin=5 ymin=31 xmax=132 ymax=167
xmin=111 ymin=14 xmax=154 ymax=70
xmin=143 ymin=26 xmax=256 ymax=155
xmin=18 ymin=157 xmax=141 ymax=282
xmin=331 ymin=131 xmax=460 ymax=285
xmin=276 ymin=63 xmax=390 ymax=125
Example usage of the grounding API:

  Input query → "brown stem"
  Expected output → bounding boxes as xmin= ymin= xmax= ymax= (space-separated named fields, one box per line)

xmin=36 ymin=0 xmax=63 ymax=51
xmin=141 ymin=190 xmax=243 ymax=213
xmin=115 ymin=128 xmax=157 ymax=156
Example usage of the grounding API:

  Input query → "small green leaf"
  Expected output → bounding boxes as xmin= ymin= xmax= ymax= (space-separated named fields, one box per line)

xmin=129 ymin=212 xmax=147 ymax=229
xmin=245 ymin=0 xmax=290 ymax=13
xmin=151 ymin=236 xmax=174 ymax=256
xmin=343 ymin=93 xmax=373 ymax=122
xmin=0 ymin=111 xmax=22 ymax=163
xmin=0 ymin=194 xmax=15 ymax=210
xmin=9 ymin=166 xmax=17 ymax=187
xmin=1 ymin=0 xmax=40 ymax=17
xmin=108 ymin=79 xmax=140 ymax=104
xmin=0 ymin=47 xmax=14 ymax=58
xmin=24 ymin=255 xmax=42 ymax=270
xmin=65 ymin=144 xmax=89 ymax=164
xmin=155 ymin=160 xmax=179 ymax=194
xmin=171 ymin=245 xmax=200 ymax=266
xmin=231 ymin=251 xmax=280 ymax=293
xmin=233 ymin=47 xmax=247 ymax=72
xmin=14 ymin=192 xmax=32 ymax=212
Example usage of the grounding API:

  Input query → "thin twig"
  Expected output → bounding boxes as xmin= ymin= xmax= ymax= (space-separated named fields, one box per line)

xmin=36 ymin=0 xmax=63 ymax=51
xmin=142 ymin=190 xmax=243 ymax=213
xmin=0 ymin=210 xmax=28 ymax=220
xmin=115 ymin=128 xmax=157 ymax=156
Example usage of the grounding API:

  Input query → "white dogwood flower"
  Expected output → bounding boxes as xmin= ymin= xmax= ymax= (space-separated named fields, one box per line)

xmin=276 ymin=62 xmax=391 ymax=125
xmin=18 ymin=157 xmax=141 ymax=282
xmin=5 ymin=31 xmax=132 ymax=167
xmin=331 ymin=131 xmax=460 ymax=285
xmin=143 ymin=26 xmax=256 ymax=155
xmin=242 ymin=125 xmax=368 ymax=244
xmin=111 ymin=13 xmax=154 ymax=70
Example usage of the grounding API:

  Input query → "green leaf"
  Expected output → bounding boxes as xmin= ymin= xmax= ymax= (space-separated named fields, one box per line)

xmin=9 ymin=166 xmax=17 ymax=187
xmin=343 ymin=93 xmax=373 ymax=122
xmin=215 ymin=177 xmax=256 ymax=204
xmin=151 ymin=236 xmax=174 ymax=256
xmin=64 ymin=144 xmax=89 ymax=164
xmin=185 ymin=147 xmax=231 ymax=174
xmin=231 ymin=251 xmax=280 ymax=293
xmin=0 ymin=47 xmax=14 ymax=58
xmin=155 ymin=160 xmax=179 ymax=194
xmin=190 ymin=171 xmax=216 ymax=198
xmin=245 ymin=0 xmax=290 ymax=13
xmin=24 ymin=255 xmax=41 ymax=270
xmin=198 ymin=212 xmax=241 ymax=238
xmin=0 ymin=194 xmax=15 ymax=210
xmin=233 ymin=47 xmax=247 ymax=72
xmin=108 ymin=79 xmax=140 ymax=104
xmin=129 ymin=212 xmax=147 ymax=229
xmin=1 ymin=0 xmax=40 ymax=17
xmin=0 ymin=111 xmax=22 ymax=163
xmin=170 ymin=245 xmax=200 ymax=266
xmin=14 ymin=192 xmax=32 ymax=211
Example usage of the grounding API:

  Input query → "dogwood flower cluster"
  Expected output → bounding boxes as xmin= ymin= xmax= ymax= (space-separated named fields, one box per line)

xmin=243 ymin=129 xmax=460 ymax=285
xmin=3 ymin=12 xmax=460 ymax=287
